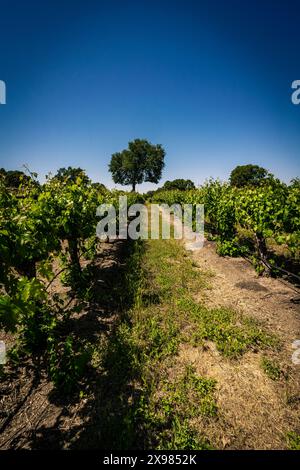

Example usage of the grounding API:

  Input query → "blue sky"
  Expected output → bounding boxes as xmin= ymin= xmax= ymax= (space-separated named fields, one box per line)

xmin=0 ymin=0 xmax=299 ymax=190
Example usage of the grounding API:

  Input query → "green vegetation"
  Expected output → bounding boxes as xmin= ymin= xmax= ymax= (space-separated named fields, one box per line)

xmin=109 ymin=139 xmax=165 ymax=192
xmin=179 ymin=299 xmax=278 ymax=358
xmin=52 ymin=166 xmax=91 ymax=185
xmin=0 ymin=170 xmax=143 ymax=394
xmin=0 ymin=163 xmax=297 ymax=450
xmin=286 ymin=431 xmax=300 ymax=450
xmin=261 ymin=357 xmax=282 ymax=381
xmin=229 ymin=164 xmax=271 ymax=187
xmin=0 ymin=167 xmax=36 ymax=189
xmin=99 ymin=237 xmax=217 ymax=448
xmin=150 ymin=178 xmax=300 ymax=273
xmin=97 ymin=232 xmax=279 ymax=449
xmin=163 ymin=179 xmax=195 ymax=191
xmin=156 ymin=366 xmax=217 ymax=449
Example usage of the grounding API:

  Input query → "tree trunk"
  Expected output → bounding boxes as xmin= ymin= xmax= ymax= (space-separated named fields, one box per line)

xmin=255 ymin=232 xmax=267 ymax=261
xmin=18 ymin=259 xmax=36 ymax=279
xmin=68 ymin=237 xmax=81 ymax=273
xmin=132 ymin=182 xmax=136 ymax=192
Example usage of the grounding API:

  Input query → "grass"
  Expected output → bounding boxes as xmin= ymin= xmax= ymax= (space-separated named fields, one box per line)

xmin=97 ymin=233 xmax=280 ymax=449
xmin=158 ymin=419 xmax=212 ymax=450
xmin=96 ymin=238 xmax=216 ymax=449
xmin=159 ymin=365 xmax=218 ymax=420
xmin=177 ymin=298 xmax=278 ymax=358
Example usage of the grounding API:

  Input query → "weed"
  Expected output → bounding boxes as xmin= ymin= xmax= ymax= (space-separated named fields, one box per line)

xmin=177 ymin=298 xmax=278 ymax=358
xmin=261 ymin=357 xmax=282 ymax=381
xmin=48 ymin=335 xmax=92 ymax=394
xmin=158 ymin=418 xmax=212 ymax=450
xmin=286 ymin=431 xmax=300 ymax=450
xmin=160 ymin=365 xmax=218 ymax=419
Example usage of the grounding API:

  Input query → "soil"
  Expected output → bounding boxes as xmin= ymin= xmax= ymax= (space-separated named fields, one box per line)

xmin=0 ymin=236 xmax=299 ymax=449
xmin=0 ymin=240 xmax=129 ymax=449
xmin=178 ymin=238 xmax=300 ymax=449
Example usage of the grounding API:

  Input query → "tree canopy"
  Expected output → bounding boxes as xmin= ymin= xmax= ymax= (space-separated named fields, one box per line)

xmin=229 ymin=164 xmax=271 ymax=187
xmin=163 ymin=179 xmax=195 ymax=191
xmin=290 ymin=177 xmax=300 ymax=188
xmin=0 ymin=168 xmax=36 ymax=189
xmin=91 ymin=182 xmax=107 ymax=193
xmin=109 ymin=139 xmax=165 ymax=191
xmin=52 ymin=167 xmax=90 ymax=185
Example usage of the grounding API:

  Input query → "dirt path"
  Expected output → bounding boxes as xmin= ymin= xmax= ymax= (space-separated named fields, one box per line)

xmin=180 ymin=238 xmax=300 ymax=449
xmin=156 ymin=203 xmax=300 ymax=447
xmin=193 ymin=239 xmax=300 ymax=344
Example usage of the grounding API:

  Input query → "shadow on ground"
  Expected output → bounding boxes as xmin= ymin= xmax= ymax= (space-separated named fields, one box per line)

xmin=1 ymin=239 xmax=147 ymax=450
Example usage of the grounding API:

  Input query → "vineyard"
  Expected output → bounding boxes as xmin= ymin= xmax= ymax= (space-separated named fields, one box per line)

xmin=151 ymin=179 xmax=300 ymax=274
xmin=0 ymin=173 xmax=299 ymax=449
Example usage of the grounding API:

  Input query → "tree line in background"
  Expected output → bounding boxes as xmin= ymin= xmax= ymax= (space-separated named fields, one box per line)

xmin=2 ymin=136 xmax=298 ymax=192
xmin=108 ymin=139 xmax=297 ymax=191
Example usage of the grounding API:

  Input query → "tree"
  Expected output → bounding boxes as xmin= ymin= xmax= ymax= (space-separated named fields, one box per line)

xmin=0 ymin=168 xmax=33 ymax=188
xmin=163 ymin=179 xmax=195 ymax=191
xmin=229 ymin=164 xmax=271 ymax=187
xmin=290 ymin=177 xmax=300 ymax=188
xmin=53 ymin=167 xmax=90 ymax=185
xmin=109 ymin=139 xmax=165 ymax=191
xmin=91 ymin=182 xmax=107 ymax=193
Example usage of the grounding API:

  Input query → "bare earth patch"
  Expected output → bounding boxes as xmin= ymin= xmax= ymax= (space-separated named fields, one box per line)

xmin=179 ymin=239 xmax=300 ymax=449
xmin=192 ymin=240 xmax=300 ymax=342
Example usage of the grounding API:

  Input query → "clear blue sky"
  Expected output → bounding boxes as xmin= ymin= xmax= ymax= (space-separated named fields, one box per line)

xmin=0 ymin=0 xmax=299 ymax=190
